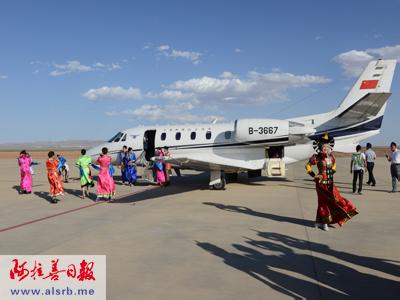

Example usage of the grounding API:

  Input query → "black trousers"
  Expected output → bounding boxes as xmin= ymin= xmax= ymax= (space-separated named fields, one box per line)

xmin=353 ymin=170 xmax=364 ymax=193
xmin=366 ymin=162 xmax=376 ymax=185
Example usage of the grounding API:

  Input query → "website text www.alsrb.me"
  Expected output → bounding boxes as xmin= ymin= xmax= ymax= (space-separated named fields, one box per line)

xmin=10 ymin=287 xmax=95 ymax=297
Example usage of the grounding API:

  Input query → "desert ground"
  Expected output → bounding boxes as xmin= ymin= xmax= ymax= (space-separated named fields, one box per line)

xmin=0 ymin=153 xmax=399 ymax=299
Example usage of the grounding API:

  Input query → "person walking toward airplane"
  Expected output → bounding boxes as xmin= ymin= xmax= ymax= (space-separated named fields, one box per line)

xmin=57 ymin=154 xmax=69 ymax=183
xmin=76 ymin=148 xmax=95 ymax=199
xmin=96 ymin=147 xmax=115 ymax=200
xmin=305 ymin=132 xmax=358 ymax=231
xmin=46 ymin=151 xmax=64 ymax=203
xmin=17 ymin=150 xmax=32 ymax=194
xmin=117 ymin=145 xmax=128 ymax=184
xmin=385 ymin=142 xmax=400 ymax=193
xmin=350 ymin=145 xmax=366 ymax=194
xmin=365 ymin=143 xmax=377 ymax=186
xmin=123 ymin=147 xmax=137 ymax=186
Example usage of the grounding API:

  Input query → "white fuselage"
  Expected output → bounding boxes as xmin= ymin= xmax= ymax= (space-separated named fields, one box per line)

xmin=86 ymin=119 xmax=378 ymax=172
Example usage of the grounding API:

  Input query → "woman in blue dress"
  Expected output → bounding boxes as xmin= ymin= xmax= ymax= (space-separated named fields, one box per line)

xmin=123 ymin=147 xmax=137 ymax=186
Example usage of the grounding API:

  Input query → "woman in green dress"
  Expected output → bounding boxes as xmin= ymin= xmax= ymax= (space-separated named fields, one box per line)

xmin=76 ymin=148 xmax=94 ymax=199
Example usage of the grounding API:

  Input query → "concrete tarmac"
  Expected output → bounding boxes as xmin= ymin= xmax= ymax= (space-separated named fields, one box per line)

xmin=0 ymin=156 xmax=399 ymax=299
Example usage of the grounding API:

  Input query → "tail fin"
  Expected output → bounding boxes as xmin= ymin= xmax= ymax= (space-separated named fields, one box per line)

xmin=336 ymin=59 xmax=396 ymax=114
xmin=315 ymin=59 xmax=397 ymax=133
xmin=310 ymin=59 xmax=397 ymax=151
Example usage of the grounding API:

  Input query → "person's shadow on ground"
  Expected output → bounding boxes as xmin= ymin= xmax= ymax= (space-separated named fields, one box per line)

xmin=197 ymin=232 xmax=400 ymax=299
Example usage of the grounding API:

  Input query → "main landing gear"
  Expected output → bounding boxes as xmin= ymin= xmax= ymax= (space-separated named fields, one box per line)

xmin=209 ymin=170 xmax=226 ymax=190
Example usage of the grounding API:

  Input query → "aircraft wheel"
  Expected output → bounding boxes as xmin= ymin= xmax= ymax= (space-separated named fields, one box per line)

xmin=212 ymin=177 xmax=226 ymax=190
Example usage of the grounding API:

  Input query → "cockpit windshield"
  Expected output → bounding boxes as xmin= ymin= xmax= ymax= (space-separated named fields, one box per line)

xmin=107 ymin=132 xmax=124 ymax=143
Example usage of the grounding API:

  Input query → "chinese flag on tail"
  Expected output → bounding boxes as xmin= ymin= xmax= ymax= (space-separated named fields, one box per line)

xmin=360 ymin=80 xmax=379 ymax=89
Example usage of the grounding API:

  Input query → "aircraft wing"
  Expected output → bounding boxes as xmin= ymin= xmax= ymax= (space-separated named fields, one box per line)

xmin=153 ymin=154 xmax=265 ymax=172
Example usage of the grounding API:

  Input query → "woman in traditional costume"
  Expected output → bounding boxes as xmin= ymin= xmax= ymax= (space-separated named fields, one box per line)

xmin=154 ymin=148 xmax=166 ymax=186
xmin=162 ymin=147 xmax=171 ymax=186
xmin=76 ymin=148 xmax=94 ymax=199
xmin=96 ymin=147 xmax=115 ymax=200
xmin=46 ymin=151 xmax=64 ymax=203
xmin=17 ymin=150 xmax=32 ymax=194
xmin=305 ymin=132 xmax=358 ymax=231
xmin=122 ymin=147 xmax=137 ymax=186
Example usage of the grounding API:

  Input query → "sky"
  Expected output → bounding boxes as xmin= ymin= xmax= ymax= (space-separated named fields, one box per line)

xmin=0 ymin=0 xmax=399 ymax=145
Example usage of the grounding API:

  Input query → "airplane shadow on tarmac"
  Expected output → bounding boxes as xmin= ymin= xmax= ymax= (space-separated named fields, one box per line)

xmin=203 ymin=202 xmax=315 ymax=228
xmin=111 ymin=173 xmax=291 ymax=204
xmin=111 ymin=174 xmax=209 ymax=204
xmin=196 ymin=231 xmax=400 ymax=299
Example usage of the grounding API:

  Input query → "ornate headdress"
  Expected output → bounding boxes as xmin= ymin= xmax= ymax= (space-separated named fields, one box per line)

xmin=313 ymin=131 xmax=335 ymax=152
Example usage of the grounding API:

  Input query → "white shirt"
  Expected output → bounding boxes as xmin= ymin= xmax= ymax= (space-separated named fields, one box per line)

xmin=390 ymin=149 xmax=400 ymax=164
xmin=365 ymin=149 xmax=376 ymax=163
xmin=352 ymin=152 xmax=366 ymax=171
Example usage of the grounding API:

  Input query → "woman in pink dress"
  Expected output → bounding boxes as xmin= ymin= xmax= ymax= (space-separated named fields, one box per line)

xmin=18 ymin=150 xmax=32 ymax=194
xmin=153 ymin=148 xmax=166 ymax=186
xmin=96 ymin=147 xmax=115 ymax=200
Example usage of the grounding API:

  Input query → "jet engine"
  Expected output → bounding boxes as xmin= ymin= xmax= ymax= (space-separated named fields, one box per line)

xmin=234 ymin=119 xmax=315 ymax=145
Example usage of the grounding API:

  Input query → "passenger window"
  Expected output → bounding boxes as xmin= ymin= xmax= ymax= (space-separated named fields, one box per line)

xmin=190 ymin=132 xmax=196 ymax=140
xmin=206 ymin=131 xmax=212 ymax=140
xmin=176 ymin=132 xmax=181 ymax=140
xmin=161 ymin=132 xmax=166 ymax=141
xmin=224 ymin=131 xmax=232 ymax=139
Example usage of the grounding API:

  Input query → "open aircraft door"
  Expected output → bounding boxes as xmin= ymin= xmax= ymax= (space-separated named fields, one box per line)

xmin=263 ymin=146 xmax=286 ymax=178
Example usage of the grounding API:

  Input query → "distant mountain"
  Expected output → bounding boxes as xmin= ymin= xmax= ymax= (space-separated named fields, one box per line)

xmin=0 ymin=140 xmax=104 ymax=150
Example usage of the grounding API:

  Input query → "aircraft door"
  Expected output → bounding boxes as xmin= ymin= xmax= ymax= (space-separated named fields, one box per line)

xmin=143 ymin=130 xmax=156 ymax=161
xmin=264 ymin=146 xmax=286 ymax=177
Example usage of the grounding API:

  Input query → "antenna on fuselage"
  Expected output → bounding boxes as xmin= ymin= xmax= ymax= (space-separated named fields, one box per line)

xmin=211 ymin=118 xmax=218 ymax=124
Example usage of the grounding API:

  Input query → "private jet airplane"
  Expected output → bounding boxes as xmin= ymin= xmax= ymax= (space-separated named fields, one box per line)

xmin=87 ymin=59 xmax=397 ymax=189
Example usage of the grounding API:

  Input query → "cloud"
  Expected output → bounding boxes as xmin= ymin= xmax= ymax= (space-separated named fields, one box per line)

xmin=0 ymin=75 xmax=8 ymax=79
xmin=234 ymin=48 xmax=242 ymax=53
xmin=89 ymin=69 xmax=331 ymax=123
xmin=219 ymin=71 xmax=237 ymax=79
xmin=83 ymin=86 xmax=143 ymax=100
xmin=366 ymin=45 xmax=400 ymax=60
xmin=49 ymin=60 xmax=122 ymax=76
xmin=143 ymin=42 xmax=153 ymax=50
xmin=333 ymin=50 xmax=374 ymax=77
xmin=121 ymin=104 xmax=222 ymax=123
xmin=157 ymin=45 xmax=170 ymax=52
xmin=156 ymin=44 xmax=202 ymax=64
xmin=105 ymin=111 xmax=118 ymax=116
xmin=50 ymin=60 xmax=94 ymax=76
xmin=334 ymin=45 xmax=400 ymax=77
xmin=167 ymin=71 xmax=331 ymax=104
